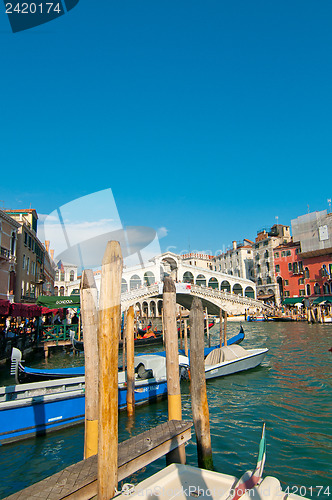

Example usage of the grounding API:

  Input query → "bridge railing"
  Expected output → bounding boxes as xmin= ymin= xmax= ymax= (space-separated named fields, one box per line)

xmin=121 ymin=282 xmax=273 ymax=312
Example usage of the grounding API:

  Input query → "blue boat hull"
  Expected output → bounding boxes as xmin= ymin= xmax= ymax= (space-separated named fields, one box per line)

xmin=0 ymin=379 xmax=167 ymax=445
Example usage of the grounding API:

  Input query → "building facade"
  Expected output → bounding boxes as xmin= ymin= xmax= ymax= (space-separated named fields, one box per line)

xmin=54 ymin=261 xmax=78 ymax=296
xmin=252 ymin=224 xmax=292 ymax=305
xmin=4 ymin=209 xmax=46 ymax=303
xmin=212 ymin=240 xmax=254 ymax=280
xmin=0 ymin=210 xmax=19 ymax=301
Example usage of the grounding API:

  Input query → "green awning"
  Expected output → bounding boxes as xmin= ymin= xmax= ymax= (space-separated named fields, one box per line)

xmin=282 ymin=297 xmax=304 ymax=305
xmin=37 ymin=295 xmax=80 ymax=309
xmin=312 ymin=296 xmax=332 ymax=305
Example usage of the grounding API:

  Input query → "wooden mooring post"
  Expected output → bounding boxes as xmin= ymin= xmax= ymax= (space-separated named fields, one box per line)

xmin=223 ymin=311 xmax=228 ymax=347
xmin=98 ymin=241 xmax=123 ymax=500
xmin=126 ymin=305 xmax=135 ymax=417
xmin=205 ymin=307 xmax=210 ymax=347
xmin=190 ymin=297 xmax=214 ymax=470
xmin=184 ymin=318 xmax=189 ymax=356
xmin=80 ymin=269 xmax=99 ymax=460
xmin=219 ymin=308 xmax=223 ymax=346
xmin=163 ymin=276 xmax=186 ymax=465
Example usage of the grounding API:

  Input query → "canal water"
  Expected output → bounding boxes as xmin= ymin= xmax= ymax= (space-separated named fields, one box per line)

xmin=0 ymin=322 xmax=331 ymax=499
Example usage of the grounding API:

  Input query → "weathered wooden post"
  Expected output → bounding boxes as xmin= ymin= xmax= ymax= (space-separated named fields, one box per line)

xmin=219 ymin=308 xmax=223 ymax=346
xmin=223 ymin=311 xmax=227 ymax=347
xmin=205 ymin=307 xmax=210 ymax=347
xmin=80 ymin=269 xmax=99 ymax=459
xmin=163 ymin=276 xmax=186 ymax=464
xmin=190 ymin=297 xmax=214 ymax=470
xmin=126 ymin=306 xmax=135 ymax=417
xmin=98 ymin=241 xmax=123 ymax=500
xmin=184 ymin=318 xmax=189 ymax=357
xmin=179 ymin=307 xmax=183 ymax=349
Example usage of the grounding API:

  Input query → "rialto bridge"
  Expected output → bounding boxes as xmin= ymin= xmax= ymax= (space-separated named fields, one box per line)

xmin=67 ymin=252 xmax=272 ymax=316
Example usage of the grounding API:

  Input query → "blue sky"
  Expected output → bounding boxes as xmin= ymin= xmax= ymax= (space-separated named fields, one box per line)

xmin=0 ymin=0 xmax=331 ymax=256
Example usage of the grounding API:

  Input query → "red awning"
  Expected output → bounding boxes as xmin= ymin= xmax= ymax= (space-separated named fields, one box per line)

xmin=10 ymin=303 xmax=42 ymax=317
xmin=0 ymin=299 xmax=10 ymax=315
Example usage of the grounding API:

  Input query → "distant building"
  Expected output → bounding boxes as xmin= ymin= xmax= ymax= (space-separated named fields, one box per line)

xmin=252 ymin=224 xmax=291 ymax=305
xmin=273 ymin=239 xmax=332 ymax=301
xmin=212 ymin=240 xmax=254 ymax=280
xmin=3 ymin=209 xmax=47 ymax=303
xmin=54 ymin=261 xmax=78 ymax=296
xmin=0 ymin=210 xmax=20 ymax=301
xmin=181 ymin=253 xmax=214 ymax=270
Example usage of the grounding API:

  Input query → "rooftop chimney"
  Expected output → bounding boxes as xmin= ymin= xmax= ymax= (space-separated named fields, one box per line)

xmin=232 ymin=241 xmax=237 ymax=250
xmin=45 ymin=240 xmax=50 ymax=253
xmin=50 ymin=249 xmax=54 ymax=261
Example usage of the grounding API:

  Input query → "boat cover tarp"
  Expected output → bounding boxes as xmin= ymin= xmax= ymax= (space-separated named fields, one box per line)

xmin=36 ymin=296 xmax=80 ymax=309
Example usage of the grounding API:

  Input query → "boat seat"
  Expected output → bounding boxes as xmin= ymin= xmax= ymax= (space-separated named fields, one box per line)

xmin=204 ymin=348 xmax=225 ymax=366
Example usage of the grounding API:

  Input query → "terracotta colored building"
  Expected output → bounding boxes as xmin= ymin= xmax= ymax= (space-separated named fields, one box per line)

xmin=274 ymin=241 xmax=332 ymax=301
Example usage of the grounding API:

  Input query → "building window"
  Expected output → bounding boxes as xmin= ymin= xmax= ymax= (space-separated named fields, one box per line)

xmin=275 ymin=264 xmax=280 ymax=273
xmin=306 ymin=284 xmax=311 ymax=295
xmin=295 ymin=248 xmax=300 ymax=254
xmin=314 ymin=283 xmax=320 ymax=295
xmin=60 ymin=272 xmax=65 ymax=281
xmin=284 ymin=280 xmax=289 ymax=285
xmin=298 ymin=278 xmax=305 ymax=285
xmin=22 ymin=254 xmax=26 ymax=269
xmin=55 ymin=270 xmax=59 ymax=280
xmin=70 ymin=270 xmax=75 ymax=281
xmin=267 ymin=276 xmax=272 ymax=284
xmin=298 ymin=261 xmax=303 ymax=272
xmin=26 ymin=257 xmax=30 ymax=274
xmin=24 ymin=232 xmax=28 ymax=245
xmin=257 ymin=278 xmax=262 ymax=285
xmin=284 ymin=291 xmax=290 ymax=297
xmin=304 ymin=267 xmax=310 ymax=279
xmin=286 ymin=250 xmax=291 ymax=256
xmin=288 ymin=263 xmax=292 ymax=271
xmin=274 ymin=252 xmax=279 ymax=258
xmin=299 ymin=289 xmax=305 ymax=296
xmin=293 ymin=262 xmax=298 ymax=274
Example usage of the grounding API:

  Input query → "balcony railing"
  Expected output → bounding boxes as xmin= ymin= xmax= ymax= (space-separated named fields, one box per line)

xmin=0 ymin=247 xmax=10 ymax=259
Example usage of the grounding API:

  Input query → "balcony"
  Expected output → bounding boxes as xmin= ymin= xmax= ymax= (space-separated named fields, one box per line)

xmin=35 ymin=273 xmax=45 ymax=284
xmin=0 ymin=246 xmax=10 ymax=260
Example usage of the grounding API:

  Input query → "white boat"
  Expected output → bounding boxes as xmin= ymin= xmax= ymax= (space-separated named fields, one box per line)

xmin=116 ymin=463 xmax=307 ymax=500
xmin=180 ymin=344 xmax=268 ymax=380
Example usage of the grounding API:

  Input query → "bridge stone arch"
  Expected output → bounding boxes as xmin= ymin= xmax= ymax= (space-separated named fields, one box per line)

xmin=183 ymin=271 xmax=194 ymax=283
xmin=130 ymin=274 xmax=142 ymax=290
xmin=232 ymin=283 xmax=243 ymax=295
xmin=244 ymin=286 xmax=255 ymax=298
xmin=121 ymin=278 xmax=128 ymax=293
xmin=144 ymin=271 xmax=155 ymax=286
xmin=161 ymin=256 xmax=178 ymax=280
xmin=196 ymin=274 xmax=206 ymax=287
xmin=208 ymin=277 xmax=218 ymax=289
xmin=220 ymin=280 xmax=231 ymax=292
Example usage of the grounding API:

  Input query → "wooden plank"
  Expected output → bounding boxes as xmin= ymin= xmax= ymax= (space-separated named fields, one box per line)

xmin=4 ymin=420 xmax=192 ymax=500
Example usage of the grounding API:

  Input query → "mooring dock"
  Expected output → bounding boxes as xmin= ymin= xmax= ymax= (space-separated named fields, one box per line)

xmin=4 ymin=420 xmax=192 ymax=500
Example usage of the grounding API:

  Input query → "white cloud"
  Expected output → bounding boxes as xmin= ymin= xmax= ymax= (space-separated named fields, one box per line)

xmin=157 ymin=227 xmax=168 ymax=238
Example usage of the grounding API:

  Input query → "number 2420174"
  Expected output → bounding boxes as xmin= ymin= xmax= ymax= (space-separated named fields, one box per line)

xmin=5 ymin=3 xmax=62 ymax=14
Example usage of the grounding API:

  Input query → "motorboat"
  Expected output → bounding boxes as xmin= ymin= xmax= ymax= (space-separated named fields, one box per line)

xmin=1 ymin=354 xmax=168 ymax=445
